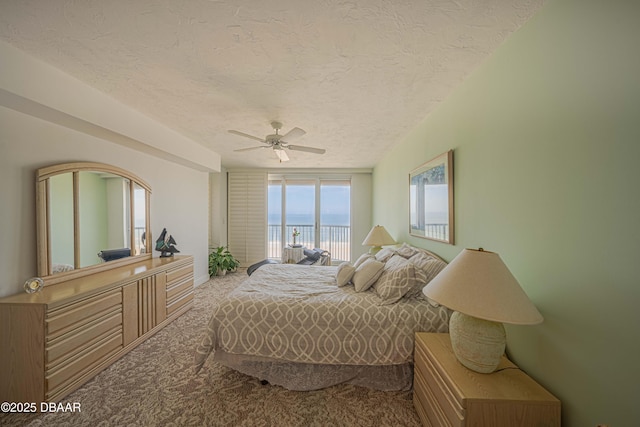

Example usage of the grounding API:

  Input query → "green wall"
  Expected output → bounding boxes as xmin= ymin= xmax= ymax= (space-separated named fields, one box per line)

xmin=49 ymin=173 xmax=74 ymax=266
xmin=372 ymin=1 xmax=640 ymax=426
xmin=79 ymin=171 xmax=108 ymax=267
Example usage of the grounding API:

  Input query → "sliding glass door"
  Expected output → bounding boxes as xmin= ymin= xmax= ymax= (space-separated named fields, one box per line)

xmin=268 ymin=176 xmax=350 ymax=263
xmin=320 ymin=180 xmax=350 ymax=261
xmin=285 ymin=180 xmax=315 ymax=248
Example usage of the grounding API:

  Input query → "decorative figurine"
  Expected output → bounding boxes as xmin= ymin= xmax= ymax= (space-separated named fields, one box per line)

xmin=155 ymin=228 xmax=180 ymax=257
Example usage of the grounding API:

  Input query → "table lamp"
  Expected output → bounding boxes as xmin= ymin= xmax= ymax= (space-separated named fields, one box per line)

xmin=362 ymin=225 xmax=396 ymax=254
xmin=422 ymin=248 xmax=543 ymax=373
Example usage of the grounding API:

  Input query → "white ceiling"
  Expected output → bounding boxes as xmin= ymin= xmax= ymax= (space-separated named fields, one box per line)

xmin=0 ymin=0 xmax=543 ymax=169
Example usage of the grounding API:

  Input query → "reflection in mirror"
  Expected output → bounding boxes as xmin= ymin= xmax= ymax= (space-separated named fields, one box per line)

xmin=78 ymin=171 xmax=131 ymax=268
xmin=133 ymin=183 xmax=147 ymax=255
xmin=37 ymin=162 xmax=151 ymax=285
xmin=49 ymin=173 xmax=75 ymax=274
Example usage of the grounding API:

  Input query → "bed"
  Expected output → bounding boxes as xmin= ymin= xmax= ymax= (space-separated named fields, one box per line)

xmin=194 ymin=244 xmax=452 ymax=391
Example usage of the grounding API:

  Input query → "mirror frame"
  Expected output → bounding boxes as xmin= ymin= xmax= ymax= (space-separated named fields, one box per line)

xmin=36 ymin=162 xmax=152 ymax=286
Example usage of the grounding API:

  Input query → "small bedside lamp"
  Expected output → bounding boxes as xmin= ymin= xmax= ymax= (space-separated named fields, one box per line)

xmin=362 ymin=225 xmax=396 ymax=254
xmin=423 ymin=248 xmax=543 ymax=373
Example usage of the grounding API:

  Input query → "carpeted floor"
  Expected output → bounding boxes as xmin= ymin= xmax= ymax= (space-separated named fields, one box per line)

xmin=0 ymin=270 xmax=422 ymax=427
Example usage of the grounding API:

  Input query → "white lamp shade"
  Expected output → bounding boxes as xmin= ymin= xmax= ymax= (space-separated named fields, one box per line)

xmin=423 ymin=248 xmax=543 ymax=325
xmin=362 ymin=225 xmax=396 ymax=247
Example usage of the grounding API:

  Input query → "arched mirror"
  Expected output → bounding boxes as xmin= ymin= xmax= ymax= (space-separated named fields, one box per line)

xmin=37 ymin=162 xmax=151 ymax=285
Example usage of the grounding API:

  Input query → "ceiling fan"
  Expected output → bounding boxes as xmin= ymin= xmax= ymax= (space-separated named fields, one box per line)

xmin=229 ymin=121 xmax=326 ymax=162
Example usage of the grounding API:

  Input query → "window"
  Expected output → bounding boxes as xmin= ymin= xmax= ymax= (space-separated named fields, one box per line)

xmin=268 ymin=176 xmax=351 ymax=262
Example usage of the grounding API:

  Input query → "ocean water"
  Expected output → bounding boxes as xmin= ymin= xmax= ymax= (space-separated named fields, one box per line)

xmin=269 ymin=213 xmax=349 ymax=226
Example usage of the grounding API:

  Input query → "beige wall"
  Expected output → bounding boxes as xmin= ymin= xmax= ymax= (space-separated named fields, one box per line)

xmin=372 ymin=1 xmax=640 ymax=426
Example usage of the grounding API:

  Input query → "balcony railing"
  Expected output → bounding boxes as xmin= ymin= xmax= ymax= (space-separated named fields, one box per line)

xmin=411 ymin=223 xmax=449 ymax=242
xmin=134 ymin=226 xmax=147 ymax=255
xmin=268 ymin=224 xmax=351 ymax=263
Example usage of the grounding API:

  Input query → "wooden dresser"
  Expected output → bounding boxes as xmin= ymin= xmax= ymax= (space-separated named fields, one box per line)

xmin=414 ymin=333 xmax=560 ymax=427
xmin=0 ymin=255 xmax=193 ymax=403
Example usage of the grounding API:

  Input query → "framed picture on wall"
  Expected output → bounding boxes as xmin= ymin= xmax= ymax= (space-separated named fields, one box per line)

xmin=409 ymin=150 xmax=454 ymax=244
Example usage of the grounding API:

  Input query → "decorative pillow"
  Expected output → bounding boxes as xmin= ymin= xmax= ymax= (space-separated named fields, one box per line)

xmin=395 ymin=242 xmax=420 ymax=259
xmin=353 ymin=253 xmax=373 ymax=269
xmin=373 ymin=255 xmax=417 ymax=305
xmin=335 ymin=262 xmax=356 ymax=287
xmin=303 ymin=248 xmax=322 ymax=261
xmin=374 ymin=247 xmax=396 ymax=263
xmin=413 ymin=267 xmax=428 ymax=288
xmin=405 ymin=252 xmax=448 ymax=300
xmin=352 ymin=258 xmax=385 ymax=292
xmin=409 ymin=252 xmax=447 ymax=282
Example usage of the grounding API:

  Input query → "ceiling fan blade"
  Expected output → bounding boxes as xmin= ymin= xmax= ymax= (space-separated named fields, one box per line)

xmin=228 ymin=130 xmax=266 ymax=143
xmin=274 ymin=149 xmax=290 ymax=162
xmin=234 ymin=146 xmax=268 ymax=152
xmin=279 ymin=127 xmax=306 ymax=143
xmin=287 ymin=145 xmax=326 ymax=154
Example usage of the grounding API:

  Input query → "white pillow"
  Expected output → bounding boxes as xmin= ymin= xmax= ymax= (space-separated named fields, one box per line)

xmin=409 ymin=252 xmax=447 ymax=282
xmin=353 ymin=253 xmax=373 ymax=269
xmin=335 ymin=262 xmax=356 ymax=287
xmin=373 ymin=255 xmax=417 ymax=305
xmin=352 ymin=258 xmax=385 ymax=292
xmin=395 ymin=242 xmax=420 ymax=258
xmin=374 ymin=247 xmax=396 ymax=263
xmin=406 ymin=252 xmax=448 ymax=299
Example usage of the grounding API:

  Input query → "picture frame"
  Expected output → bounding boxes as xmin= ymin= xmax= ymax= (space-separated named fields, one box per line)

xmin=409 ymin=150 xmax=454 ymax=244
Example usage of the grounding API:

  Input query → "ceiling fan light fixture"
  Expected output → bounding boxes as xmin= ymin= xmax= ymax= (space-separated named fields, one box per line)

xmin=274 ymin=147 xmax=289 ymax=162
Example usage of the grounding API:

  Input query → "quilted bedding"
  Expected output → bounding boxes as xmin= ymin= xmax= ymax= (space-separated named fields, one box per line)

xmin=194 ymin=263 xmax=450 ymax=372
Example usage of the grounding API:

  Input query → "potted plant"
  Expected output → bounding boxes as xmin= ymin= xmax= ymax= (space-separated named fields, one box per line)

xmin=208 ymin=246 xmax=240 ymax=276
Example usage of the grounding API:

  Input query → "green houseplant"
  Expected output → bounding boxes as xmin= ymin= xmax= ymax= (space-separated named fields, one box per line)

xmin=208 ymin=246 xmax=240 ymax=276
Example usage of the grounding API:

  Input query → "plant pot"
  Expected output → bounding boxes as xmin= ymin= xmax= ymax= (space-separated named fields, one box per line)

xmin=216 ymin=269 xmax=226 ymax=276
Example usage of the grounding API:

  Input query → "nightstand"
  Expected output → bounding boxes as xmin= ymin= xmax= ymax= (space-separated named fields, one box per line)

xmin=413 ymin=333 xmax=560 ymax=427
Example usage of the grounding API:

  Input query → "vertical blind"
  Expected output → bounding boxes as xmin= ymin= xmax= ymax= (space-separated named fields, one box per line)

xmin=227 ymin=172 xmax=268 ymax=266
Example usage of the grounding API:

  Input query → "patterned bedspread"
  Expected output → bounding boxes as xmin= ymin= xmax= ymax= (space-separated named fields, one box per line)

xmin=194 ymin=264 xmax=450 ymax=372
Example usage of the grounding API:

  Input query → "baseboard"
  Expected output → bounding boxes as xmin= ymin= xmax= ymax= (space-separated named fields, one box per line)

xmin=194 ymin=273 xmax=211 ymax=287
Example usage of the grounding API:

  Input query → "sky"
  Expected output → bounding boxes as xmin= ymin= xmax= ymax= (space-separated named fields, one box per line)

xmin=268 ymin=183 xmax=350 ymax=225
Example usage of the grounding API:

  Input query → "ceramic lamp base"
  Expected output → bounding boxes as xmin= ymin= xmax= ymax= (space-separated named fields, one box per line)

xmin=449 ymin=311 xmax=506 ymax=373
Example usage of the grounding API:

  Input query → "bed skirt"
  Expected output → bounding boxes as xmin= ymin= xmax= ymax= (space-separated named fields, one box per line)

xmin=213 ymin=350 xmax=414 ymax=391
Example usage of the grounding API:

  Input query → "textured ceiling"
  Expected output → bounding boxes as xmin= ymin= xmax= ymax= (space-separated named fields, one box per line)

xmin=0 ymin=0 xmax=543 ymax=169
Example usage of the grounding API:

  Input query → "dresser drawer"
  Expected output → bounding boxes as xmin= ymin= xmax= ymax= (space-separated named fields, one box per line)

xmin=46 ymin=329 xmax=122 ymax=397
xmin=413 ymin=364 xmax=456 ymax=427
xmin=46 ymin=290 xmax=122 ymax=337
xmin=166 ymin=275 xmax=193 ymax=301
xmin=46 ymin=310 xmax=122 ymax=367
xmin=166 ymin=263 xmax=193 ymax=284
xmin=167 ymin=291 xmax=193 ymax=315
xmin=415 ymin=342 xmax=464 ymax=424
